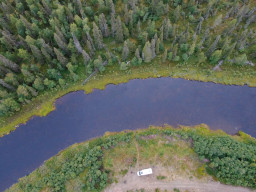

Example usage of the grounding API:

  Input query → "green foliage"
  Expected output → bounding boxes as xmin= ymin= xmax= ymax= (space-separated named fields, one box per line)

xmin=58 ymin=79 xmax=66 ymax=87
xmin=120 ymin=62 xmax=128 ymax=70
xmin=193 ymin=136 xmax=256 ymax=188
xmin=233 ymin=54 xmax=248 ymax=66
xmin=44 ymin=78 xmax=56 ymax=89
xmin=0 ymin=0 xmax=255 ymax=120
xmin=210 ymin=50 xmax=222 ymax=65
xmin=142 ymin=41 xmax=152 ymax=63
xmin=17 ymin=85 xmax=30 ymax=102
xmin=33 ymin=77 xmax=44 ymax=91
xmin=182 ymin=53 xmax=189 ymax=62
xmin=47 ymin=69 xmax=62 ymax=80
xmin=197 ymin=52 xmax=207 ymax=64
xmin=180 ymin=44 xmax=189 ymax=52
xmin=167 ymin=52 xmax=173 ymax=61
xmin=0 ymin=98 xmax=20 ymax=116
xmin=174 ymin=56 xmax=180 ymax=62
xmin=9 ymin=132 xmax=132 ymax=192
xmin=9 ymin=127 xmax=256 ymax=191
xmin=131 ymin=57 xmax=142 ymax=66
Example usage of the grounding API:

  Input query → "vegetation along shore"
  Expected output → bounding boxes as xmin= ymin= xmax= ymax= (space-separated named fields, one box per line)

xmin=0 ymin=0 xmax=256 ymax=136
xmin=5 ymin=124 xmax=256 ymax=192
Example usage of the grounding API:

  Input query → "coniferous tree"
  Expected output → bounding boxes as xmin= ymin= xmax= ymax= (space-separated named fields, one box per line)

xmin=212 ymin=14 xmax=222 ymax=29
xmin=20 ymin=15 xmax=33 ymax=33
xmin=1 ymin=30 xmax=18 ymax=49
xmin=26 ymin=85 xmax=38 ymax=97
xmin=122 ymin=41 xmax=129 ymax=61
xmin=21 ymin=65 xmax=35 ymax=83
xmin=128 ymin=10 xmax=134 ymax=32
xmin=160 ymin=26 xmax=164 ymax=42
xmin=0 ymin=79 xmax=15 ymax=91
xmin=116 ymin=16 xmax=124 ymax=43
xmin=99 ymin=13 xmax=110 ymax=37
xmin=156 ymin=38 xmax=160 ymax=55
xmin=87 ymin=40 xmax=95 ymax=57
xmin=142 ymin=41 xmax=152 ymax=63
xmin=30 ymin=45 xmax=44 ymax=64
xmin=210 ymin=50 xmax=222 ymax=65
xmin=41 ymin=0 xmax=52 ymax=15
xmin=54 ymin=33 xmax=69 ymax=53
xmin=108 ymin=0 xmax=116 ymax=15
xmin=123 ymin=24 xmax=129 ymax=39
xmin=41 ymin=47 xmax=52 ymax=61
xmin=86 ymin=32 xmax=95 ymax=51
xmin=206 ymin=35 xmax=221 ymax=57
xmin=147 ymin=20 xmax=156 ymax=39
xmin=70 ymin=23 xmax=81 ymax=39
xmin=172 ymin=44 xmax=178 ymax=60
xmin=40 ymin=39 xmax=54 ymax=56
xmin=197 ymin=52 xmax=207 ymax=64
xmin=124 ymin=4 xmax=129 ymax=25
xmin=135 ymin=48 xmax=141 ymax=59
xmin=151 ymin=39 xmax=156 ymax=58
xmin=174 ymin=5 xmax=181 ymax=22
xmin=244 ymin=15 xmax=256 ymax=29
xmin=75 ymin=0 xmax=85 ymax=18
xmin=188 ymin=42 xmax=196 ymax=56
xmin=163 ymin=18 xmax=170 ymax=40
xmin=111 ymin=13 xmax=116 ymax=37
xmin=200 ymin=29 xmax=210 ymax=45
xmin=0 ymin=66 xmax=11 ymax=76
xmin=18 ymin=35 xmax=29 ymax=50
xmin=0 ymin=0 xmax=255 ymax=117
xmin=55 ymin=26 xmax=66 ymax=43
xmin=137 ymin=21 xmax=141 ymax=36
xmin=54 ymin=48 xmax=68 ymax=66
xmin=0 ymin=54 xmax=20 ymax=72
xmin=72 ymin=33 xmax=91 ymax=64
xmin=196 ymin=17 xmax=204 ymax=35
xmin=92 ymin=22 xmax=104 ymax=50
xmin=223 ymin=42 xmax=237 ymax=59
xmin=162 ymin=49 xmax=167 ymax=62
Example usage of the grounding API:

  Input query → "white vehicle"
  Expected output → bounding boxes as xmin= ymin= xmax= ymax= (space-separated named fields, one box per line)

xmin=137 ymin=168 xmax=153 ymax=176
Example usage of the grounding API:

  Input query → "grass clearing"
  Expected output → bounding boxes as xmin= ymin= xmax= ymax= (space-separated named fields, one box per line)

xmin=103 ymin=133 xmax=209 ymax=181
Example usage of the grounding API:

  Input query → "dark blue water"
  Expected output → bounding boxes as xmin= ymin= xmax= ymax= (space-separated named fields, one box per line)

xmin=0 ymin=77 xmax=256 ymax=191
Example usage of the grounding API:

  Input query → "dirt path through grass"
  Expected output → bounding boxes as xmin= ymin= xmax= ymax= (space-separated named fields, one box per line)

xmin=104 ymin=166 xmax=255 ymax=192
xmin=104 ymin=140 xmax=255 ymax=192
xmin=135 ymin=141 xmax=140 ymax=169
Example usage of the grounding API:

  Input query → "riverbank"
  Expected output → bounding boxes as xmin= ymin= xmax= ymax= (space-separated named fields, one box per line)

xmin=6 ymin=124 xmax=256 ymax=192
xmin=1 ymin=60 xmax=256 ymax=137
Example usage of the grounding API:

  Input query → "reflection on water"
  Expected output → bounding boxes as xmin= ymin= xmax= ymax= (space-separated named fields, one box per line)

xmin=0 ymin=77 xmax=256 ymax=191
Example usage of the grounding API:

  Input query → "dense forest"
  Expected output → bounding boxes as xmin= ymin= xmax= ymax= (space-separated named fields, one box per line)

xmin=0 ymin=0 xmax=256 ymax=116
xmin=6 ymin=126 xmax=256 ymax=192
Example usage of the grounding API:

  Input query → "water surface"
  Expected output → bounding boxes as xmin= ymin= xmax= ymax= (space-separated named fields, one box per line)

xmin=0 ymin=77 xmax=256 ymax=191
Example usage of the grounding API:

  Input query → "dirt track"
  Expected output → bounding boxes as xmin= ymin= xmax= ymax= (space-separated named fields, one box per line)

xmin=104 ymin=167 xmax=255 ymax=192
xmin=105 ymin=142 xmax=255 ymax=192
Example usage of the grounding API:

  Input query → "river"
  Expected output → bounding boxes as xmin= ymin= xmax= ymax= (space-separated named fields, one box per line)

xmin=0 ymin=77 xmax=256 ymax=191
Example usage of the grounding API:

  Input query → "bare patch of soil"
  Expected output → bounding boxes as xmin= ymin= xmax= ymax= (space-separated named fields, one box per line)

xmin=104 ymin=166 xmax=255 ymax=192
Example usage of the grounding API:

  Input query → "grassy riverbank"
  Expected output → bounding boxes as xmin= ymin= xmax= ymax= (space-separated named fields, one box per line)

xmin=1 ymin=59 xmax=256 ymax=137
xmin=6 ymin=124 xmax=256 ymax=192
